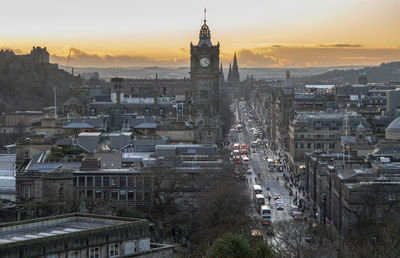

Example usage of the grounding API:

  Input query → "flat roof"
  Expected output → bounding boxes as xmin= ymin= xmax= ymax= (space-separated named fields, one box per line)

xmin=78 ymin=132 xmax=102 ymax=136
xmin=0 ymin=213 xmax=148 ymax=248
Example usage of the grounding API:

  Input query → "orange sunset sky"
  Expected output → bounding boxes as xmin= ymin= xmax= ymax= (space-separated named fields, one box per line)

xmin=1 ymin=0 xmax=400 ymax=68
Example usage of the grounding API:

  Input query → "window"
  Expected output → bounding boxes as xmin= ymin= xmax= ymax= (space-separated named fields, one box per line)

xmin=183 ymin=198 xmax=189 ymax=207
xmin=120 ymin=190 xmax=126 ymax=200
xmin=103 ymin=177 xmax=109 ymax=187
xmin=95 ymin=190 xmax=101 ymax=199
xmin=300 ymin=134 xmax=304 ymax=138
xmin=79 ymin=190 xmax=85 ymax=199
xmin=68 ymin=251 xmax=79 ymax=258
xmin=109 ymin=243 xmax=120 ymax=257
xmin=87 ymin=177 xmax=93 ymax=187
xmin=388 ymin=194 xmax=396 ymax=201
xmin=89 ymin=247 xmax=100 ymax=258
xmin=144 ymin=191 xmax=151 ymax=201
xmin=95 ymin=177 xmax=101 ymax=187
xmin=120 ymin=177 xmax=126 ymax=187
xmin=111 ymin=177 xmax=116 ymax=186
xmin=103 ymin=190 xmax=109 ymax=200
xmin=136 ymin=177 xmax=143 ymax=187
xmin=23 ymin=186 xmax=31 ymax=200
xmin=329 ymin=143 xmax=335 ymax=149
xmin=24 ymin=151 xmax=29 ymax=159
xmin=128 ymin=190 xmax=134 ymax=200
xmin=144 ymin=177 xmax=151 ymax=187
xmin=307 ymin=143 xmax=311 ymax=149
xmin=79 ymin=177 xmax=85 ymax=187
xmin=128 ymin=177 xmax=134 ymax=187
xmin=111 ymin=190 xmax=118 ymax=200
xmin=295 ymin=143 xmax=298 ymax=148
xmin=136 ymin=190 xmax=143 ymax=201
xmin=87 ymin=190 xmax=93 ymax=198
xmin=300 ymin=143 xmax=304 ymax=149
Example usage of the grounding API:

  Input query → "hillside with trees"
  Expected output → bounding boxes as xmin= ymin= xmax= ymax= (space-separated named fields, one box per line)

xmin=294 ymin=62 xmax=400 ymax=84
xmin=0 ymin=62 xmax=83 ymax=113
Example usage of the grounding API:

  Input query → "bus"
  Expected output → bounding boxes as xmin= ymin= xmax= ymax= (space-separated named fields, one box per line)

xmin=233 ymin=143 xmax=240 ymax=150
xmin=242 ymin=156 xmax=250 ymax=168
xmin=267 ymin=158 xmax=275 ymax=172
xmin=233 ymin=155 xmax=241 ymax=164
xmin=255 ymin=194 xmax=265 ymax=211
xmin=261 ymin=205 xmax=272 ymax=226
xmin=253 ymin=185 xmax=263 ymax=195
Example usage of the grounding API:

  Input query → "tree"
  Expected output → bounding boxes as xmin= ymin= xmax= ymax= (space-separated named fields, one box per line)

xmin=271 ymin=220 xmax=337 ymax=258
xmin=206 ymin=233 xmax=275 ymax=258
xmin=188 ymin=161 xmax=257 ymax=256
xmin=206 ymin=233 xmax=254 ymax=258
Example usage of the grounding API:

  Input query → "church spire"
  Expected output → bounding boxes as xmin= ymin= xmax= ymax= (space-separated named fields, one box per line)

xmin=219 ymin=63 xmax=225 ymax=84
xmin=227 ymin=62 xmax=232 ymax=82
xmin=232 ymin=52 xmax=240 ymax=83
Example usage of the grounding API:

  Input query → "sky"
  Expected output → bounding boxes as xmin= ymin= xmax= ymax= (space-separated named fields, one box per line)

xmin=1 ymin=0 xmax=400 ymax=68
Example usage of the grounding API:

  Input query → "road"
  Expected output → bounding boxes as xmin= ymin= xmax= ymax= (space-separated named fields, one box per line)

xmin=231 ymin=101 xmax=295 ymax=225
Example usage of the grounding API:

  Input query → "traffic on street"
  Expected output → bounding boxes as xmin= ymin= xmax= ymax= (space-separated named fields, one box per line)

xmin=227 ymin=99 xmax=317 ymax=237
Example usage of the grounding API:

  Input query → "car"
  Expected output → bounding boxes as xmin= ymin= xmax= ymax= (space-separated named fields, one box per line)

xmin=305 ymin=235 xmax=313 ymax=243
xmin=293 ymin=211 xmax=302 ymax=220
xmin=247 ymin=168 xmax=253 ymax=174
xmin=276 ymin=204 xmax=284 ymax=210
xmin=276 ymin=199 xmax=283 ymax=206
xmin=274 ymin=193 xmax=281 ymax=200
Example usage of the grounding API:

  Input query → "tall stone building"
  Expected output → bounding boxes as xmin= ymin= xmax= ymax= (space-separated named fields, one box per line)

xmin=189 ymin=11 xmax=221 ymax=144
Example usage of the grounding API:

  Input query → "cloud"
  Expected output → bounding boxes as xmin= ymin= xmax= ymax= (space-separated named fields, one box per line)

xmin=51 ymin=47 xmax=189 ymax=67
xmin=239 ymin=45 xmax=400 ymax=67
xmin=235 ymin=49 xmax=285 ymax=67
xmin=48 ymin=45 xmax=400 ymax=68
xmin=318 ymin=43 xmax=363 ymax=48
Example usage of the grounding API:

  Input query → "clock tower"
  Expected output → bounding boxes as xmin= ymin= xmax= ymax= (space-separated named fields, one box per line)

xmin=190 ymin=9 xmax=221 ymax=144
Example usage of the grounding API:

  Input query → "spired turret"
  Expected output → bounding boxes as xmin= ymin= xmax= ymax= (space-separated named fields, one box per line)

xmin=231 ymin=52 xmax=240 ymax=83
xmin=198 ymin=9 xmax=212 ymax=47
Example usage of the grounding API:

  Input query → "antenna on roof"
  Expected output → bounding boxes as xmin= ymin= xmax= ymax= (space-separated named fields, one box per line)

xmin=204 ymin=8 xmax=207 ymax=24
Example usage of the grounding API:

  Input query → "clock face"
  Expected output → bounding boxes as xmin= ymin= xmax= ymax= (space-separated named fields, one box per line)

xmin=200 ymin=57 xmax=210 ymax=67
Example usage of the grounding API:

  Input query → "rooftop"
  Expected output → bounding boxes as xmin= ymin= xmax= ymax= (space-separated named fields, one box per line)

xmin=0 ymin=213 xmax=148 ymax=248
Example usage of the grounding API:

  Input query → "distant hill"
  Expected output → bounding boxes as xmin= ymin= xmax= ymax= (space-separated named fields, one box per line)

xmin=69 ymin=65 xmax=363 ymax=81
xmin=294 ymin=62 xmax=400 ymax=84
xmin=0 ymin=62 xmax=83 ymax=113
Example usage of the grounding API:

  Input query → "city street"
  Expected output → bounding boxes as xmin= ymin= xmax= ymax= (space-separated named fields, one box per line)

xmin=231 ymin=101 xmax=295 ymax=225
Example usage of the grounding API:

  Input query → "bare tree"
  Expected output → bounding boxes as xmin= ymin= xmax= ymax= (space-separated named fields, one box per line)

xmin=272 ymin=220 xmax=338 ymax=258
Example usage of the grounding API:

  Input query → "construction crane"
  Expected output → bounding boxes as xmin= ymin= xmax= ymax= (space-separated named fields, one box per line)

xmin=66 ymin=48 xmax=73 ymax=75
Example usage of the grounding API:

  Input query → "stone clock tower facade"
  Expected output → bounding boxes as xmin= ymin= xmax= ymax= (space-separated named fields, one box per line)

xmin=190 ymin=12 xmax=221 ymax=144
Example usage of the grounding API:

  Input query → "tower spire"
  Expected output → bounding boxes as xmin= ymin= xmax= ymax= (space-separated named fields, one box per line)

xmin=232 ymin=52 xmax=240 ymax=83
xmin=198 ymin=9 xmax=211 ymax=46
xmin=228 ymin=62 xmax=232 ymax=82
xmin=219 ymin=62 xmax=225 ymax=84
